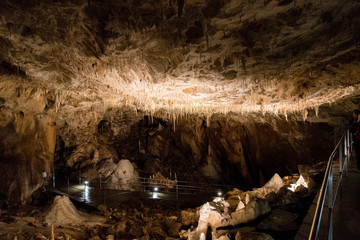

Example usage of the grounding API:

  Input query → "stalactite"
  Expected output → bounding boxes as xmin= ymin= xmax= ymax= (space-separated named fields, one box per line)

xmin=172 ymin=113 xmax=176 ymax=132
xmin=206 ymin=115 xmax=210 ymax=127
xmin=302 ymin=109 xmax=308 ymax=121
xmin=315 ymin=106 xmax=319 ymax=117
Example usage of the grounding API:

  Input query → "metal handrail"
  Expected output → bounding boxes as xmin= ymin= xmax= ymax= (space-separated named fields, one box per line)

xmin=51 ymin=171 xmax=241 ymax=206
xmin=53 ymin=174 xmax=237 ymax=193
xmin=309 ymin=129 xmax=351 ymax=240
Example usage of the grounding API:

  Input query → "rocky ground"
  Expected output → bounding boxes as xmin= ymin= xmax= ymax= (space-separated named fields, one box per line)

xmin=0 ymin=162 xmax=325 ymax=240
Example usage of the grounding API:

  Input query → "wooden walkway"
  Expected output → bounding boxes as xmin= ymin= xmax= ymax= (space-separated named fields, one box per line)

xmin=296 ymin=153 xmax=360 ymax=240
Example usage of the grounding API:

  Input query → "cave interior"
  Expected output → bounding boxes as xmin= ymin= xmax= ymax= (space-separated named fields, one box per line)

xmin=0 ymin=0 xmax=360 ymax=239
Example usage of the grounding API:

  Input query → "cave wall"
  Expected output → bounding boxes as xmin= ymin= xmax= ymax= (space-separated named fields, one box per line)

xmin=0 ymin=0 xmax=357 ymax=204
xmin=125 ymin=114 xmax=334 ymax=187
xmin=0 ymin=99 xmax=336 ymax=203
xmin=0 ymin=113 xmax=56 ymax=203
xmin=55 ymin=109 xmax=334 ymax=190
xmin=0 ymin=80 xmax=57 ymax=203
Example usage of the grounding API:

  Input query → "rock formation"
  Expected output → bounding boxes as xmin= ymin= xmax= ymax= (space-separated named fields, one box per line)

xmin=0 ymin=0 xmax=358 ymax=205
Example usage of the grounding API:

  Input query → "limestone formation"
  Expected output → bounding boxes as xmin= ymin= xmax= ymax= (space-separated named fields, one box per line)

xmin=45 ymin=195 xmax=105 ymax=227
xmin=231 ymin=199 xmax=271 ymax=226
xmin=0 ymin=0 xmax=356 ymax=202
xmin=0 ymin=0 xmax=358 ymax=238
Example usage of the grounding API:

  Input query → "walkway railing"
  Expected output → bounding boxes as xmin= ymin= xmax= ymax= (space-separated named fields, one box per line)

xmin=51 ymin=173 xmax=240 ymax=207
xmin=309 ymin=129 xmax=351 ymax=240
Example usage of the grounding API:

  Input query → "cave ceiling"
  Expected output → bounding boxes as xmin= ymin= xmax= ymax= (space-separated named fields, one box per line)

xmin=0 ymin=0 xmax=360 ymax=123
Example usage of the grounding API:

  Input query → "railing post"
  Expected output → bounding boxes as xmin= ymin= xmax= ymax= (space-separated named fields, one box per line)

xmin=346 ymin=130 xmax=350 ymax=176
xmin=328 ymin=164 xmax=333 ymax=240
xmin=344 ymin=134 xmax=348 ymax=166
xmin=344 ymin=131 xmax=350 ymax=157
xmin=348 ymin=130 xmax=350 ymax=155
xmin=339 ymin=142 xmax=343 ymax=200
xmin=350 ymin=129 xmax=353 ymax=153
xmin=339 ymin=142 xmax=343 ymax=173
xmin=176 ymin=185 xmax=179 ymax=201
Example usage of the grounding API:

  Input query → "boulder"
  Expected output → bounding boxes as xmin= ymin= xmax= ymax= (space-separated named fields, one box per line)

xmin=271 ymin=187 xmax=299 ymax=208
xmin=166 ymin=220 xmax=182 ymax=237
xmin=213 ymin=234 xmax=230 ymax=240
xmin=225 ymin=195 xmax=241 ymax=211
xmin=181 ymin=209 xmax=198 ymax=226
xmin=109 ymin=159 xmax=140 ymax=190
xmin=165 ymin=216 xmax=182 ymax=237
xmin=127 ymin=220 xmax=143 ymax=238
xmin=115 ymin=221 xmax=127 ymax=236
xmin=97 ymin=159 xmax=117 ymax=179
xmin=150 ymin=225 xmax=168 ymax=238
xmin=250 ymin=173 xmax=284 ymax=199
xmin=262 ymin=173 xmax=283 ymax=190
xmin=224 ymin=188 xmax=243 ymax=199
xmin=235 ymin=200 xmax=245 ymax=211
xmin=258 ymin=209 xmax=298 ymax=232
xmin=227 ymin=226 xmax=256 ymax=237
xmin=298 ymin=164 xmax=319 ymax=193
xmin=231 ymin=199 xmax=271 ymax=225
xmin=235 ymin=231 xmax=274 ymax=240
xmin=197 ymin=200 xmax=231 ymax=233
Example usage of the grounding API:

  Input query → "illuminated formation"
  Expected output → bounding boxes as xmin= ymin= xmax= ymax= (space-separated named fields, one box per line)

xmin=0 ymin=0 xmax=359 ymax=239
